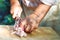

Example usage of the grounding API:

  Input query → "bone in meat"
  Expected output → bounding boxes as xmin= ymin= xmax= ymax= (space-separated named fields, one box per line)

xmin=12 ymin=17 xmax=27 ymax=37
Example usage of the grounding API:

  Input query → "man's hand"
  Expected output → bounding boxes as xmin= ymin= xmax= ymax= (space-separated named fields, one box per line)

xmin=19 ymin=17 xmax=38 ymax=33
xmin=10 ymin=4 xmax=22 ymax=18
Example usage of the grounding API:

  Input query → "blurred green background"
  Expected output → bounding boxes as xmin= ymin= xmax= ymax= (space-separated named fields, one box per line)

xmin=0 ymin=0 xmax=15 ymax=25
xmin=0 ymin=0 xmax=60 ymax=35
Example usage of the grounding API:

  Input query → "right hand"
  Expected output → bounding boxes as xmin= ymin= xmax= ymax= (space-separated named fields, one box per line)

xmin=10 ymin=3 xmax=22 ymax=18
xmin=18 ymin=17 xmax=38 ymax=33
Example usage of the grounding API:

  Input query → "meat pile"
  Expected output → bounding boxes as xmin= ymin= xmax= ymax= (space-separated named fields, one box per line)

xmin=12 ymin=17 xmax=27 ymax=37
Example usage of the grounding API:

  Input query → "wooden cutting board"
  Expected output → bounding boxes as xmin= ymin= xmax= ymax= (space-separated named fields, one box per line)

xmin=0 ymin=25 xmax=60 ymax=40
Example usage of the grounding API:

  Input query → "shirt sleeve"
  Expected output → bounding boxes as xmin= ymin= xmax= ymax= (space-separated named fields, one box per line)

xmin=40 ymin=0 xmax=56 ymax=6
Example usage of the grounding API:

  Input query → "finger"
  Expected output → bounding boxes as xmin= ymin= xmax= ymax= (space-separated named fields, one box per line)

xmin=19 ymin=20 xmax=27 ymax=30
xmin=13 ymin=9 xmax=18 ymax=18
xmin=17 ymin=10 xmax=22 ymax=17
xmin=30 ymin=26 xmax=37 ymax=32
xmin=10 ymin=10 xmax=13 ymax=14
xmin=24 ymin=25 xmax=27 ymax=30
xmin=30 ymin=23 xmax=38 ymax=32
xmin=25 ymin=25 xmax=30 ymax=33
xmin=25 ymin=24 xmax=32 ymax=33
xmin=18 ymin=8 xmax=22 ymax=15
xmin=31 ymin=22 xmax=38 ymax=28
xmin=10 ymin=9 xmax=14 ymax=15
xmin=10 ymin=6 xmax=14 ymax=14
xmin=30 ymin=26 xmax=34 ymax=32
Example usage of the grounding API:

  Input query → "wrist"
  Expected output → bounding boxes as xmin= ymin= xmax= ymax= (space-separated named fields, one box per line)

xmin=11 ymin=0 xmax=20 ymax=6
xmin=11 ymin=3 xmax=20 ymax=6
xmin=29 ymin=14 xmax=37 ymax=19
xmin=29 ymin=14 xmax=40 ymax=24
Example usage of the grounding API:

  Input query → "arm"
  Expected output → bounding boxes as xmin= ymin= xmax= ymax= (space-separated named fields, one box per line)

xmin=18 ymin=3 xmax=51 ymax=33
xmin=29 ymin=0 xmax=56 ymax=23
xmin=29 ymin=3 xmax=51 ymax=24
xmin=10 ymin=0 xmax=22 ymax=18
xmin=10 ymin=0 xmax=20 ymax=6
xmin=19 ymin=3 xmax=51 ymax=33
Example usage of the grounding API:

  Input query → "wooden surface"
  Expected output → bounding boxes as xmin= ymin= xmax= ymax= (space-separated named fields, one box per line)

xmin=0 ymin=25 xmax=60 ymax=40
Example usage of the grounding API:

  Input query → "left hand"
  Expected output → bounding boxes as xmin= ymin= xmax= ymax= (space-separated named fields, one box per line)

xmin=19 ymin=17 xmax=39 ymax=33
xmin=10 ymin=3 xmax=22 ymax=18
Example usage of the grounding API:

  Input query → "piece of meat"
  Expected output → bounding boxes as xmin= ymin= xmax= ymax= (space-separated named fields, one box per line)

xmin=12 ymin=17 xmax=27 ymax=37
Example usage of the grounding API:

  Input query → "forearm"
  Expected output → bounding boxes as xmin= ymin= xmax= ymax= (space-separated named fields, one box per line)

xmin=30 ymin=4 xmax=51 ymax=23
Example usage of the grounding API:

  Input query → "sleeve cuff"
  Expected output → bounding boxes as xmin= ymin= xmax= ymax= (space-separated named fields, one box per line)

xmin=40 ymin=0 xmax=56 ymax=6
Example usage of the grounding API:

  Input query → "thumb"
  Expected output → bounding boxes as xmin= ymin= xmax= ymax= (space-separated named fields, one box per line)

xmin=13 ymin=8 xmax=19 ymax=18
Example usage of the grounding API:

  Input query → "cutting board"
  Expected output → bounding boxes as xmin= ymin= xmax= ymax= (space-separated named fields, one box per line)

xmin=0 ymin=25 xmax=60 ymax=40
